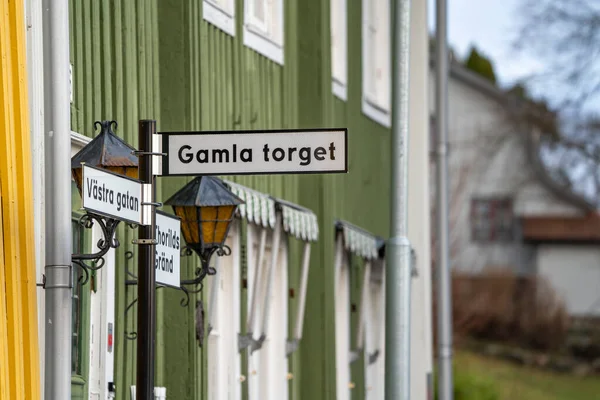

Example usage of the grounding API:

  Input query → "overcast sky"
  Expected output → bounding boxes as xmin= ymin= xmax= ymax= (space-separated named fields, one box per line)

xmin=426 ymin=0 xmax=546 ymax=90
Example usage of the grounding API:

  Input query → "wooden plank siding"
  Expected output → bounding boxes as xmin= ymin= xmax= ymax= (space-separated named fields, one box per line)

xmin=0 ymin=0 xmax=41 ymax=397
xmin=68 ymin=0 xmax=392 ymax=398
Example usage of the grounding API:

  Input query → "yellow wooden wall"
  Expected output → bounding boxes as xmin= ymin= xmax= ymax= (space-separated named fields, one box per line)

xmin=0 ymin=0 xmax=41 ymax=398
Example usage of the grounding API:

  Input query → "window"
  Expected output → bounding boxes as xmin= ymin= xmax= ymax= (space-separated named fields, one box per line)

xmin=331 ymin=0 xmax=347 ymax=100
xmin=470 ymin=198 xmax=514 ymax=242
xmin=243 ymin=0 xmax=284 ymax=64
xmin=71 ymin=218 xmax=84 ymax=375
xmin=203 ymin=0 xmax=236 ymax=36
xmin=362 ymin=0 xmax=391 ymax=127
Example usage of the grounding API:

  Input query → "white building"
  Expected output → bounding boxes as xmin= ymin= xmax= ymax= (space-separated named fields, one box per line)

xmin=432 ymin=60 xmax=600 ymax=317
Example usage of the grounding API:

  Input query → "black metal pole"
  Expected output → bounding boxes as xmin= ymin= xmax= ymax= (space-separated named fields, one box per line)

xmin=136 ymin=120 xmax=157 ymax=399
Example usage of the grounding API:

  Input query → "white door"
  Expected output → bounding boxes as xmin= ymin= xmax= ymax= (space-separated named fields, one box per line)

xmin=87 ymin=226 xmax=116 ymax=400
xmin=207 ymin=222 xmax=242 ymax=400
xmin=364 ymin=269 xmax=384 ymax=400
xmin=334 ymin=237 xmax=351 ymax=400
xmin=246 ymin=223 xmax=289 ymax=400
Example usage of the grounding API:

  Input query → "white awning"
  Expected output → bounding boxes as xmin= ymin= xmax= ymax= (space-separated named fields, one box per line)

xmin=222 ymin=180 xmax=319 ymax=242
xmin=277 ymin=198 xmax=319 ymax=242
xmin=223 ymin=180 xmax=276 ymax=229
xmin=335 ymin=220 xmax=382 ymax=260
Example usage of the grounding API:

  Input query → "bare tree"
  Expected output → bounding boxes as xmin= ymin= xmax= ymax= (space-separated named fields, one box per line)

xmin=511 ymin=0 xmax=600 ymax=209
xmin=514 ymin=0 xmax=600 ymax=111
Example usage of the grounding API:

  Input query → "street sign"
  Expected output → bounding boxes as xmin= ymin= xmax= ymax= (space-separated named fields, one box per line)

xmin=159 ymin=128 xmax=348 ymax=176
xmin=155 ymin=211 xmax=181 ymax=288
xmin=81 ymin=165 xmax=143 ymax=224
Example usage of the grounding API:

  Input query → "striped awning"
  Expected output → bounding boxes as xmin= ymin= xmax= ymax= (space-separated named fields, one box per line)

xmin=222 ymin=180 xmax=319 ymax=242
xmin=277 ymin=199 xmax=319 ymax=242
xmin=335 ymin=220 xmax=382 ymax=260
xmin=223 ymin=180 xmax=277 ymax=229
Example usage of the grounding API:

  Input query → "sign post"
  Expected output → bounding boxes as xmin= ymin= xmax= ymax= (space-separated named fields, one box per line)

xmin=136 ymin=120 xmax=158 ymax=400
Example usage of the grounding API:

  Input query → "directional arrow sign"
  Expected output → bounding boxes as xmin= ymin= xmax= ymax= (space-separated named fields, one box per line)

xmin=155 ymin=211 xmax=181 ymax=287
xmin=159 ymin=128 xmax=348 ymax=176
xmin=81 ymin=165 xmax=143 ymax=224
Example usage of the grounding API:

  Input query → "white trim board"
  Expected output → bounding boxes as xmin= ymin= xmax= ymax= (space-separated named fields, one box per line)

xmin=203 ymin=0 xmax=236 ymax=36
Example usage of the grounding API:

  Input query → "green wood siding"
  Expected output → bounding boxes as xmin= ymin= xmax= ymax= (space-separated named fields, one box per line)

xmin=69 ymin=0 xmax=391 ymax=398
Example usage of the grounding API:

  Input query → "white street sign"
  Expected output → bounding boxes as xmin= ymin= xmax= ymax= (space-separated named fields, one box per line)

xmin=155 ymin=211 xmax=181 ymax=288
xmin=81 ymin=165 xmax=143 ymax=224
xmin=159 ymin=128 xmax=348 ymax=176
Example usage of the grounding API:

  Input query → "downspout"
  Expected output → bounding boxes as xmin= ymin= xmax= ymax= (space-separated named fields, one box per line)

xmin=387 ymin=0 xmax=413 ymax=398
xmin=42 ymin=0 xmax=72 ymax=398
xmin=435 ymin=0 xmax=454 ymax=397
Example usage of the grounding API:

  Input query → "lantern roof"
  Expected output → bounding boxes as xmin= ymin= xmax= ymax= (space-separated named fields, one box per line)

xmin=165 ymin=176 xmax=244 ymax=207
xmin=71 ymin=120 xmax=138 ymax=170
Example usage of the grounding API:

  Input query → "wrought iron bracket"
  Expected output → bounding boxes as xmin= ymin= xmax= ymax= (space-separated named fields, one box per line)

xmin=411 ymin=248 xmax=418 ymax=277
xmin=368 ymin=349 xmax=380 ymax=365
xmin=71 ymin=212 xmax=124 ymax=285
xmin=132 ymin=238 xmax=158 ymax=245
xmin=177 ymin=244 xmax=231 ymax=307
xmin=238 ymin=333 xmax=265 ymax=353
xmin=123 ymin=244 xmax=232 ymax=308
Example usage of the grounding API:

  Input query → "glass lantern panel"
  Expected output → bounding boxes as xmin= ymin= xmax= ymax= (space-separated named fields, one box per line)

xmin=72 ymin=168 xmax=83 ymax=196
xmin=214 ymin=205 xmax=235 ymax=244
xmin=200 ymin=206 xmax=219 ymax=246
xmin=107 ymin=166 xmax=139 ymax=180
xmin=176 ymin=205 xmax=200 ymax=245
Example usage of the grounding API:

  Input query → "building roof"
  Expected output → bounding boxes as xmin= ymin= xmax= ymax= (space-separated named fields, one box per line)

xmin=430 ymin=54 xmax=597 ymax=213
xmin=522 ymin=213 xmax=600 ymax=243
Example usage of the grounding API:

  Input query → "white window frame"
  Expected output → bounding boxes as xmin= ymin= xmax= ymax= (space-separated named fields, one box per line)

xmin=203 ymin=0 xmax=236 ymax=36
xmin=246 ymin=218 xmax=290 ymax=400
xmin=243 ymin=0 xmax=285 ymax=65
xmin=207 ymin=221 xmax=243 ymax=400
xmin=331 ymin=0 xmax=348 ymax=100
xmin=362 ymin=0 xmax=391 ymax=127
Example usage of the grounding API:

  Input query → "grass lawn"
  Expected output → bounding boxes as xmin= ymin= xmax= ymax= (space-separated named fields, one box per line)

xmin=455 ymin=349 xmax=600 ymax=400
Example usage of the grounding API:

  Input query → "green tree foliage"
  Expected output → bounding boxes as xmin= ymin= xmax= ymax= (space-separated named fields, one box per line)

xmin=464 ymin=47 xmax=497 ymax=84
xmin=507 ymin=82 xmax=528 ymax=99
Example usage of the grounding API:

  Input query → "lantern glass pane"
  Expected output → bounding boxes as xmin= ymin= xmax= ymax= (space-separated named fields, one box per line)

xmin=200 ymin=206 xmax=219 ymax=246
xmin=214 ymin=205 xmax=235 ymax=244
xmin=107 ymin=166 xmax=139 ymax=180
xmin=175 ymin=205 xmax=200 ymax=246
xmin=72 ymin=168 xmax=83 ymax=196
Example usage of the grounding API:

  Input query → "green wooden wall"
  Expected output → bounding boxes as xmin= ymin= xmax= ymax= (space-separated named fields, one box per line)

xmin=68 ymin=0 xmax=392 ymax=398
